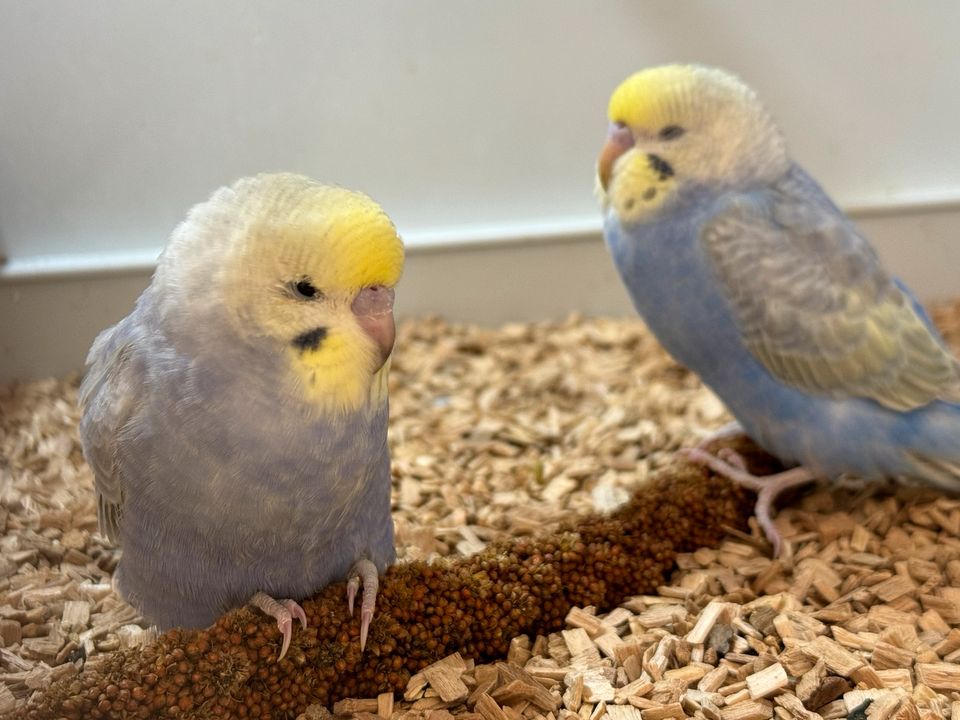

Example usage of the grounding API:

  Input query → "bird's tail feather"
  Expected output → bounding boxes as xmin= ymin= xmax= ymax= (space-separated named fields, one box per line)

xmin=904 ymin=451 xmax=960 ymax=493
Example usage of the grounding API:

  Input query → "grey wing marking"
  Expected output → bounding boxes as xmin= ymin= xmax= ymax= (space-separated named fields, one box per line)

xmin=700 ymin=170 xmax=960 ymax=411
xmin=78 ymin=331 xmax=146 ymax=543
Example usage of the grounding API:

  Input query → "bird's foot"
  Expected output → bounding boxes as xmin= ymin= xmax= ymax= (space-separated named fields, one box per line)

xmin=346 ymin=559 xmax=379 ymax=651
xmin=682 ymin=447 xmax=818 ymax=557
xmin=694 ymin=421 xmax=747 ymax=453
xmin=249 ymin=591 xmax=307 ymax=661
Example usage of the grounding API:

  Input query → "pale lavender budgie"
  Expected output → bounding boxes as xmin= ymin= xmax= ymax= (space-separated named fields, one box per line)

xmin=597 ymin=65 xmax=960 ymax=554
xmin=79 ymin=173 xmax=404 ymax=657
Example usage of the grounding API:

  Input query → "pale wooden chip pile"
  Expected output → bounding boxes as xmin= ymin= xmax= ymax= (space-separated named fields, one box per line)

xmin=2 ymin=301 xmax=960 ymax=716
xmin=0 ymin=315 xmax=731 ymax=713
xmin=320 ymin=485 xmax=960 ymax=720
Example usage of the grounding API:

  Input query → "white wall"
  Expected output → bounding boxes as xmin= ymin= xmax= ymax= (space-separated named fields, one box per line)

xmin=3 ymin=1 xmax=960 ymax=264
xmin=2 ymin=1 xmax=960 ymax=380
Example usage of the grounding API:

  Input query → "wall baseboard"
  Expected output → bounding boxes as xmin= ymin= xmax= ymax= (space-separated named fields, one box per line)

xmin=3 ymin=201 xmax=959 ymax=382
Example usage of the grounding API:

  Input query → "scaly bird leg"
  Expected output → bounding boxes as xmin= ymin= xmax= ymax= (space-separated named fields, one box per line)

xmin=683 ymin=447 xmax=818 ymax=557
xmin=694 ymin=421 xmax=746 ymax=452
xmin=346 ymin=559 xmax=379 ymax=651
xmin=249 ymin=591 xmax=307 ymax=661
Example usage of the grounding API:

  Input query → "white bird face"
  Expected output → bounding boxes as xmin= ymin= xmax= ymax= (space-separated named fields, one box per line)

xmin=154 ymin=174 xmax=405 ymax=413
xmin=598 ymin=64 xmax=790 ymax=208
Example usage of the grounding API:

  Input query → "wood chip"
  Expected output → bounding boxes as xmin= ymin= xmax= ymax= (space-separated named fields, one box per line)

xmin=423 ymin=656 xmax=470 ymax=703
xmin=376 ymin=692 xmax=393 ymax=719
xmin=508 ymin=635 xmax=533 ymax=666
xmin=404 ymin=672 xmax=429 ymax=702
xmin=476 ymin=693 xmax=510 ymax=720
xmin=720 ymin=699 xmax=774 ymax=720
xmin=607 ymin=706 xmax=643 ymax=720
xmin=871 ymin=641 xmax=916 ymax=670
xmin=934 ymin=628 xmax=960 ymax=657
xmin=745 ymin=663 xmax=788 ymax=700
xmin=914 ymin=663 xmax=960 ymax=692
xmin=800 ymin=636 xmax=864 ymax=677
xmin=687 ymin=601 xmax=736 ymax=644
xmin=562 ymin=629 xmax=595 ymax=658
xmin=333 ymin=698 xmax=380 ymax=715
xmin=640 ymin=703 xmax=685 ymax=720
xmin=0 ymin=683 xmax=16 ymax=715
xmin=6 ymin=308 xmax=960 ymax=716
xmin=872 ymin=575 xmax=918 ymax=603
xmin=874 ymin=668 xmax=912 ymax=691
xmin=566 ymin=608 xmax=606 ymax=637
xmin=849 ymin=664 xmax=884 ymax=689
xmin=775 ymin=693 xmax=824 ymax=720
xmin=491 ymin=679 xmax=558 ymax=713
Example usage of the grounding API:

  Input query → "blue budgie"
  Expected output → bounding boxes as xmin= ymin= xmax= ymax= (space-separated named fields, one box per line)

xmin=79 ymin=173 xmax=404 ymax=657
xmin=597 ymin=65 xmax=960 ymax=555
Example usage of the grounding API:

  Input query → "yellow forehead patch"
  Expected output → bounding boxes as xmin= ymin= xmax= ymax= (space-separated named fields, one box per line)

xmin=608 ymin=65 xmax=700 ymax=131
xmin=234 ymin=177 xmax=405 ymax=295
xmin=286 ymin=187 xmax=404 ymax=291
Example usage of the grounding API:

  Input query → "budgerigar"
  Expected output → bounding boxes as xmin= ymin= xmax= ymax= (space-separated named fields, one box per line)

xmin=596 ymin=65 xmax=960 ymax=554
xmin=79 ymin=173 xmax=404 ymax=657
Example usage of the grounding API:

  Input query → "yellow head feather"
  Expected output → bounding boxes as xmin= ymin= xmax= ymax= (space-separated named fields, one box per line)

xmin=159 ymin=173 xmax=405 ymax=415
xmin=244 ymin=179 xmax=402 ymax=413
xmin=231 ymin=177 xmax=404 ymax=295
xmin=602 ymin=65 xmax=788 ymax=191
xmin=608 ymin=65 xmax=704 ymax=133
xmin=249 ymin=183 xmax=404 ymax=292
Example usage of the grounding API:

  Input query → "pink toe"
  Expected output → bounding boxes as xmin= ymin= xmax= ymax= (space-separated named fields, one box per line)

xmin=347 ymin=559 xmax=381 ymax=651
xmin=360 ymin=609 xmax=373 ymax=651
xmin=277 ymin=616 xmax=292 ymax=660
xmin=717 ymin=448 xmax=747 ymax=471
xmin=283 ymin=599 xmax=308 ymax=629
xmin=346 ymin=579 xmax=358 ymax=615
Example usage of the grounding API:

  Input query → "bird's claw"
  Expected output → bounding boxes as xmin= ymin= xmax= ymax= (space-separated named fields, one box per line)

xmin=250 ymin=592 xmax=307 ymax=661
xmin=346 ymin=576 xmax=359 ymax=616
xmin=682 ymin=446 xmax=818 ymax=558
xmin=276 ymin=614 xmax=293 ymax=661
xmin=360 ymin=607 xmax=374 ymax=651
xmin=284 ymin=598 xmax=308 ymax=629
xmin=346 ymin=559 xmax=380 ymax=651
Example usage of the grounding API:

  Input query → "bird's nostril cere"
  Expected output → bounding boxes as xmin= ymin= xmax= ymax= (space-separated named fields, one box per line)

xmin=351 ymin=285 xmax=396 ymax=368
xmin=352 ymin=285 xmax=395 ymax=317
xmin=608 ymin=121 xmax=635 ymax=148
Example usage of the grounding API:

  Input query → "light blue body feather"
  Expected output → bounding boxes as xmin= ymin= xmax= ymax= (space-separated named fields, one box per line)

xmin=80 ymin=290 xmax=394 ymax=629
xmin=605 ymin=164 xmax=960 ymax=490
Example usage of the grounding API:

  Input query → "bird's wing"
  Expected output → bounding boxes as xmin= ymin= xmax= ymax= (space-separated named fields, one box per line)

xmin=700 ymin=170 xmax=960 ymax=411
xmin=78 ymin=329 xmax=147 ymax=543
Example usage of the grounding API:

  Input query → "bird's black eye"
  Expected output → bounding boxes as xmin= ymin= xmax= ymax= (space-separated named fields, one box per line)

xmin=293 ymin=279 xmax=320 ymax=299
xmin=659 ymin=125 xmax=685 ymax=140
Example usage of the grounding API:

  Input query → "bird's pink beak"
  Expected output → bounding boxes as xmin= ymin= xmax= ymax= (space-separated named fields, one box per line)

xmin=598 ymin=121 xmax=634 ymax=191
xmin=352 ymin=285 xmax=396 ymax=371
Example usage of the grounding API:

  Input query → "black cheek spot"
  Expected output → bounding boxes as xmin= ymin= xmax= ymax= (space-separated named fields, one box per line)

xmin=292 ymin=326 xmax=328 ymax=352
xmin=643 ymin=187 xmax=657 ymax=201
xmin=647 ymin=153 xmax=674 ymax=180
xmin=624 ymin=198 xmax=635 ymax=211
